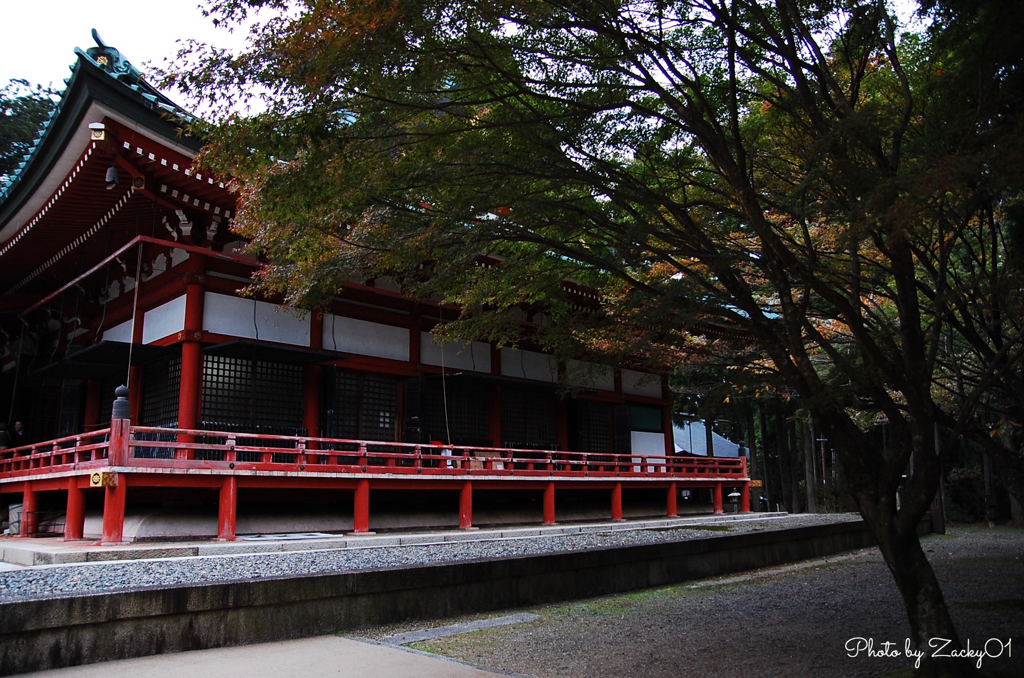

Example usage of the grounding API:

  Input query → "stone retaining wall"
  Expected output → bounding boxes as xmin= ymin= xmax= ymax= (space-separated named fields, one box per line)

xmin=0 ymin=520 xmax=885 ymax=675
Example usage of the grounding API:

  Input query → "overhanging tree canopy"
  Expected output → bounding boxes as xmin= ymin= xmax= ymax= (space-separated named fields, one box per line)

xmin=173 ymin=0 xmax=1024 ymax=666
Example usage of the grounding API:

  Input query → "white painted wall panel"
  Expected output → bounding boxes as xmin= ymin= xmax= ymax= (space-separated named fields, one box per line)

xmin=421 ymin=333 xmax=490 ymax=372
xmin=564 ymin=359 xmax=615 ymax=391
xmin=323 ymin=314 xmax=409 ymax=362
xmin=142 ymin=295 xmax=186 ymax=344
xmin=631 ymin=431 xmax=667 ymax=471
xmin=500 ymin=348 xmax=557 ymax=383
xmin=622 ymin=369 xmax=662 ymax=398
xmin=102 ymin=319 xmax=133 ymax=343
xmin=203 ymin=292 xmax=310 ymax=346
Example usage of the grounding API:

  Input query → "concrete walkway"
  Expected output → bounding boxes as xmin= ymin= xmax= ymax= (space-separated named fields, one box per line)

xmin=10 ymin=636 xmax=516 ymax=678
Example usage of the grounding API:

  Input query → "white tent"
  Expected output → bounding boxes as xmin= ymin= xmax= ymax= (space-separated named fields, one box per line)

xmin=673 ymin=422 xmax=743 ymax=457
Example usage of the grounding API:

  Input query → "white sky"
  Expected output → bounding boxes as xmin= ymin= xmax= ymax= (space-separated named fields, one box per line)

xmin=0 ymin=0 xmax=252 ymax=102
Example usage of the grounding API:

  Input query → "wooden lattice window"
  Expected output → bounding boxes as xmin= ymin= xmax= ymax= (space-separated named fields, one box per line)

xmin=141 ymin=356 xmax=181 ymax=427
xmin=422 ymin=378 xmax=490 ymax=446
xmin=502 ymin=386 xmax=558 ymax=450
xmin=201 ymin=354 xmax=303 ymax=431
xmin=569 ymin=399 xmax=611 ymax=453
xmin=324 ymin=371 xmax=399 ymax=442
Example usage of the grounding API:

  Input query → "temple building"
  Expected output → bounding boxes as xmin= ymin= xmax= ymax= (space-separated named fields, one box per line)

xmin=0 ymin=32 xmax=749 ymax=542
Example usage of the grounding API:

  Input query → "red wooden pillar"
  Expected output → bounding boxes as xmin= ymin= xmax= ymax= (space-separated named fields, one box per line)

xmin=556 ymin=399 xmax=569 ymax=452
xmin=65 ymin=477 xmax=86 ymax=540
xmin=543 ymin=482 xmax=556 ymax=525
xmin=303 ymin=366 xmax=321 ymax=440
xmin=353 ymin=479 xmax=370 ymax=533
xmin=218 ymin=476 xmax=238 ymax=541
xmin=20 ymin=483 xmax=37 ymax=537
xmin=611 ymin=482 xmax=623 ymax=521
xmin=178 ymin=343 xmax=202 ymax=435
xmin=488 ymin=387 xmax=502 ymax=448
xmin=662 ymin=401 xmax=674 ymax=457
xmin=178 ymin=255 xmax=206 ymax=458
xmin=713 ymin=482 xmax=724 ymax=514
xmin=459 ymin=481 xmax=473 ymax=529
xmin=83 ymin=380 xmax=102 ymax=431
xmin=127 ymin=261 xmax=147 ymax=422
xmin=101 ymin=479 xmax=127 ymax=544
xmin=667 ymin=481 xmax=677 ymax=517
xmin=128 ymin=367 xmax=143 ymax=423
xmin=305 ymin=311 xmax=323 ymax=449
xmin=740 ymin=482 xmax=751 ymax=513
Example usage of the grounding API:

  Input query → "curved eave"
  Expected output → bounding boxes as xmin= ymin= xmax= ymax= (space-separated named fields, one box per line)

xmin=0 ymin=57 xmax=203 ymax=241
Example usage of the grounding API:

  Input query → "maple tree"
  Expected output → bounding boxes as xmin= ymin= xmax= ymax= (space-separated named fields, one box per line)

xmin=174 ymin=0 xmax=1024 ymax=667
xmin=0 ymin=79 xmax=58 ymax=189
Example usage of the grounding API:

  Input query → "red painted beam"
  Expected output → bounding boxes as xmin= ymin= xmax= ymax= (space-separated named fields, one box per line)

xmin=667 ymin=481 xmax=677 ymax=517
xmin=611 ymin=482 xmax=623 ymax=521
xmin=713 ymin=483 xmax=724 ymax=514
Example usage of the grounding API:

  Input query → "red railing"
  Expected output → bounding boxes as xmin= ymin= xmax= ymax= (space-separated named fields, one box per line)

xmin=1 ymin=425 xmax=747 ymax=481
xmin=0 ymin=429 xmax=111 ymax=477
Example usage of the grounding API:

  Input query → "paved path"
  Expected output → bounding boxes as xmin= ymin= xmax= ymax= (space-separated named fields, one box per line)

xmin=10 ymin=636 xmax=514 ymax=678
xmin=358 ymin=526 xmax=1023 ymax=678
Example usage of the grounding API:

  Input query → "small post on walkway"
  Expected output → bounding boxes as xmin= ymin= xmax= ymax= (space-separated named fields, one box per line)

xmin=64 ymin=477 xmax=85 ymax=540
xmin=218 ymin=476 xmax=238 ymax=541
xmin=353 ymin=479 xmax=370 ymax=533
xmin=543 ymin=482 xmax=556 ymax=525
xmin=713 ymin=482 xmax=724 ymax=514
xmin=459 ymin=481 xmax=473 ymax=529
xmin=611 ymin=482 xmax=623 ymax=521
xmin=667 ymin=481 xmax=677 ymax=517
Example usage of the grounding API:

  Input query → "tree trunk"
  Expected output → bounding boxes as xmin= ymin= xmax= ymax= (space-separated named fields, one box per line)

xmin=858 ymin=498 xmax=964 ymax=675
xmin=744 ymin=401 xmax=761 ymax=512
xmin=819 ymin=410 xmax=970 ymax=675
xmin=704 ymin=418 xmax=715 ymax=457
xmin=789 ymin=418 xmax=803 ymax=514
xmin=775 ymin=400 xmax=791 ymax=512
xmin=758 ymin=401 xmax=774 ymax=511
xmin=803 ymin=420 xmax=818 ymax=513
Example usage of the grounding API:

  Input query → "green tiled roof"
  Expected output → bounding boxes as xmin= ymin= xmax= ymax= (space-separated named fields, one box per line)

xmin=0 ymin=29 xmax=195 ymax=205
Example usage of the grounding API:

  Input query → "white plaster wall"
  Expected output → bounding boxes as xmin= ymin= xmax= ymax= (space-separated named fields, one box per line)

xmin=622 ymin=369 xmax=663 ymax=398
xmin=142 ymin=295 xmax=186 ymax=344
xmin=102 ymin=319 xmax=133 ymax=343
xmin=564 ymin=359 xmax=615 ymax=391
xmin=631 ymin=431 xmax=667 ymax=471
xmin=421 ymin=333 xmax=490 ymax=372
xmin=170 ymin=249 xmax=190 ymax=268
xmin=203 ymin=292 xmax=310 ymax=346
xmin=500 ymin=348 xmax=557 ymax=383
xmin=323 ymin=314 xmax=409 ymax=362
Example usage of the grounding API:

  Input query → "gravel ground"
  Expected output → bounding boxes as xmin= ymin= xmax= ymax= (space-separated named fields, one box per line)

xmin=359 ymin=526 xmax=1023 ymax=678
xmin=0 ymin=514 xmax=851 ymax=602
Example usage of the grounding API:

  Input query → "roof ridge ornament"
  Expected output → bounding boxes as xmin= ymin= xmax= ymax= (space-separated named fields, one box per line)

xmin=71 ymin=28 xmax=196 ymax=126
xmin=73 ymin=29 xmax=144 ymax=85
